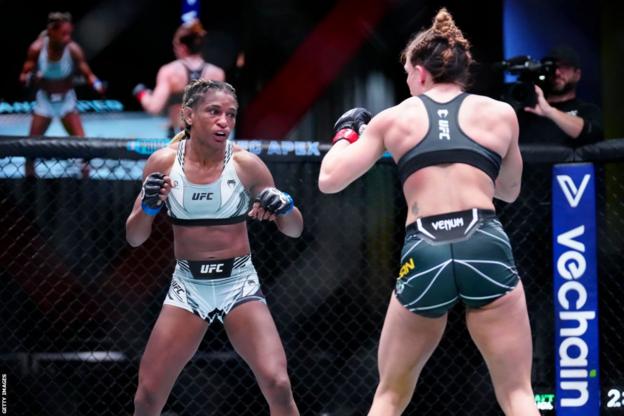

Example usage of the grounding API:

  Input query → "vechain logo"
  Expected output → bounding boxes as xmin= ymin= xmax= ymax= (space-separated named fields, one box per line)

xmin=557 ymin=174 xmax=590 ymax=208
xmin=553 ymin=166 xmax=599 ymax=415
xmin=556 ymin=225 xmax=595 ymax=407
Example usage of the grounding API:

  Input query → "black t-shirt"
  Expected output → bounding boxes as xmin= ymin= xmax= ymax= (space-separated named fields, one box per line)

xmin=518 ymin=98 xmax=603 ymax=147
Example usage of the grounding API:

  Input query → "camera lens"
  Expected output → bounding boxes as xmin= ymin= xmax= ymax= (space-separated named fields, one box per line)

xmin=503 ymin=81 xmax=537 ymax=110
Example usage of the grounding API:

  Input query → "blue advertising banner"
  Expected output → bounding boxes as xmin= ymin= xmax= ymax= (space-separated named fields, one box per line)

xmin=552 ymin=163 xmax=600 ymax=415
xmin=181 ymin=0 xmax=200 ymax=23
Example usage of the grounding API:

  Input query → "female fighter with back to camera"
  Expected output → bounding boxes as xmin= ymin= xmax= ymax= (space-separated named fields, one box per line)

xmin=318 ymin=8 xmax=539 ymax=416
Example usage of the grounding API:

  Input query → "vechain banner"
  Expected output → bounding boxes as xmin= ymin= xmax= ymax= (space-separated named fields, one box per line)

xmin=552 ymin=163 xmax=600 ymax=415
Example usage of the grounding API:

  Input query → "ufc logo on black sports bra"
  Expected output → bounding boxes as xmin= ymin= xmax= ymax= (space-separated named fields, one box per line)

xmin=192 ymin=192 xmax=214 ymax=201
xmin=437 ymin=109 xmax=450 ymax=140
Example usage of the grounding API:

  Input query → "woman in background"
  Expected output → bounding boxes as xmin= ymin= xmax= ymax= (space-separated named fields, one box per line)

xmin=19 ymin=11 xmax=104 ymax=177
xmin=133 ymin=19 xmax=225 ymax=136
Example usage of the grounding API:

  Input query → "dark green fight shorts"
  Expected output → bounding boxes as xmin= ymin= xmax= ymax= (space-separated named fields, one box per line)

xmin=395 ymin=208 xmax=519 ymax=318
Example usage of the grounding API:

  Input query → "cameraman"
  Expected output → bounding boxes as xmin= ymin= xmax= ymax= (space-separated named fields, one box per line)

xmin=519 ymin=45 xmax=603 ymax=146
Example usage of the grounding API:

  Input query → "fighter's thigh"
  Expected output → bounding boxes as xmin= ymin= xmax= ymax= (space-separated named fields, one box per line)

xmin=224 ymin=301 xmax=287 ymax=372
xmin=29 ymin=114 xmax=52 ymax=135
xmin=465 ymin=281 xmax=533 ymax=380
xmin=377 ymin=295 xmax=447 ymax=381
xmin=139 ymin=305 xmax=209 ymax=382
xmin=61 ymin=112 xmax=85 ymax=136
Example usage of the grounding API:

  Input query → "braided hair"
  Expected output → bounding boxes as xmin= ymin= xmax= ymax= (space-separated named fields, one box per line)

xmin=170 ymin=79 xmax=237 ymax=143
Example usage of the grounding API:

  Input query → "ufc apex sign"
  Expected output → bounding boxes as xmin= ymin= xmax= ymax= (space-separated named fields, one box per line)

xmin=552 ymin=164 xmax=600 ymax=416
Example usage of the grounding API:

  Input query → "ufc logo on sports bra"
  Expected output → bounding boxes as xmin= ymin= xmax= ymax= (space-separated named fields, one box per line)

xmin=192 ymin=192 xmax=214 ymax=201
xmin=437 ymin=109 xmax=450 ymax=140
xmin=200 ymin=263 xmax=224 ymax=274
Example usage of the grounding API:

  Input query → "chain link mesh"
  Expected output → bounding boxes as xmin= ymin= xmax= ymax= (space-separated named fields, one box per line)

xmin=1 ymin=152 xmax=622 ymax=415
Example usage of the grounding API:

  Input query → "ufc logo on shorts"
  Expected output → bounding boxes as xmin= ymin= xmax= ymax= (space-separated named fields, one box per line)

xmin=200 ymin=263 xmax=224 ymax=274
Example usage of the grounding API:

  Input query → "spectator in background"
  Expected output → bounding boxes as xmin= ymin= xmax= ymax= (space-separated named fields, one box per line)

xmin=133 ymin=19 xmax=225 ymax=137
xmin=19 ymin=11 xmax=105 ymax=177
xmin=519 ymin=45 xmax=603 ymax=146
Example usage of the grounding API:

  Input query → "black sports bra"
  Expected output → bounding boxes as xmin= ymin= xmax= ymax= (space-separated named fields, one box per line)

xmin=167 ymin=61 xmax=207 ymax=106
xmin=396 ymin=93 xmax=502 ymax=185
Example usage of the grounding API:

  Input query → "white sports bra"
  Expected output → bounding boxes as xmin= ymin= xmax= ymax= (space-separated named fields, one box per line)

xmin=166 ymin=140 xmax=251 ymax=225
xmin=38 ymin=37 xmax=74 ymax=80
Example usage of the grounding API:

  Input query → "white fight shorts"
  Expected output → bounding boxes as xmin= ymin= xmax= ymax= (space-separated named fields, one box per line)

xmin=33 ymin=89 xmax=77 ymax=118
xmin=163 ymin=254 xmax=266 ymax=324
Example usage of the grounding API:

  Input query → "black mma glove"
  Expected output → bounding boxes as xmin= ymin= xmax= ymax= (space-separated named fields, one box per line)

xmin=140 ymin=172 xmax=165 ymax=216
xmin=332 ymin=107 xmax=372 ymax=144
xmin=256 ymin=187 xmax=294 ymax=216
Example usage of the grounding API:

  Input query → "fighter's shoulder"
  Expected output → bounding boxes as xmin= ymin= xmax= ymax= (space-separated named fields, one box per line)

xmin=464 ymin=93 xmax=515 ymax=117
xmin=146 ymin=145 xmax=177 ymax=172
xmin=158 ymin=60 xmax=187 ymax=79
xmin=231 ymin=144 xmax=272 ymax=187
xmin=27 ymin=38 xmax=44 ymax=54
xmin=67 ymin=42 xmax=86 ymax=58
xmin=398 ymin=96 xmax=427 ymax=110
xmin=231 ymin=144 xmax=264 ymax=169
xmin=371 ymin=97 xmax=423 ymax=126
xmin=201 ymin=64 xmax=225 ymax=81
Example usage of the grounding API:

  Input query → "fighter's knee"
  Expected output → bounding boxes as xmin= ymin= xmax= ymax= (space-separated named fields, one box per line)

xmin=373 ymin=384 xmax=414 ymax=413
xmin=494 ymin=386 xmax=538 ymax=416
xmin=133 ymin=382 xmax=165 ymax=415
xmin=267 ymin=371 xmax=292 ymax=392
xmin=259 ymin=370 xmax=294 ymax=405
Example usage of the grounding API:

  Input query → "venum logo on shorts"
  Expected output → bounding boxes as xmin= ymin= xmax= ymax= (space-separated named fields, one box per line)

xmin=398 ymin=258 xmax=415 ymax=278
xmin=200 ymin=263 xmax=224 ymax=274
xmin=241 ymin=278 xmax=260 ymax=297
xmin=431 ymin=217 xmax=464 ymax=231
